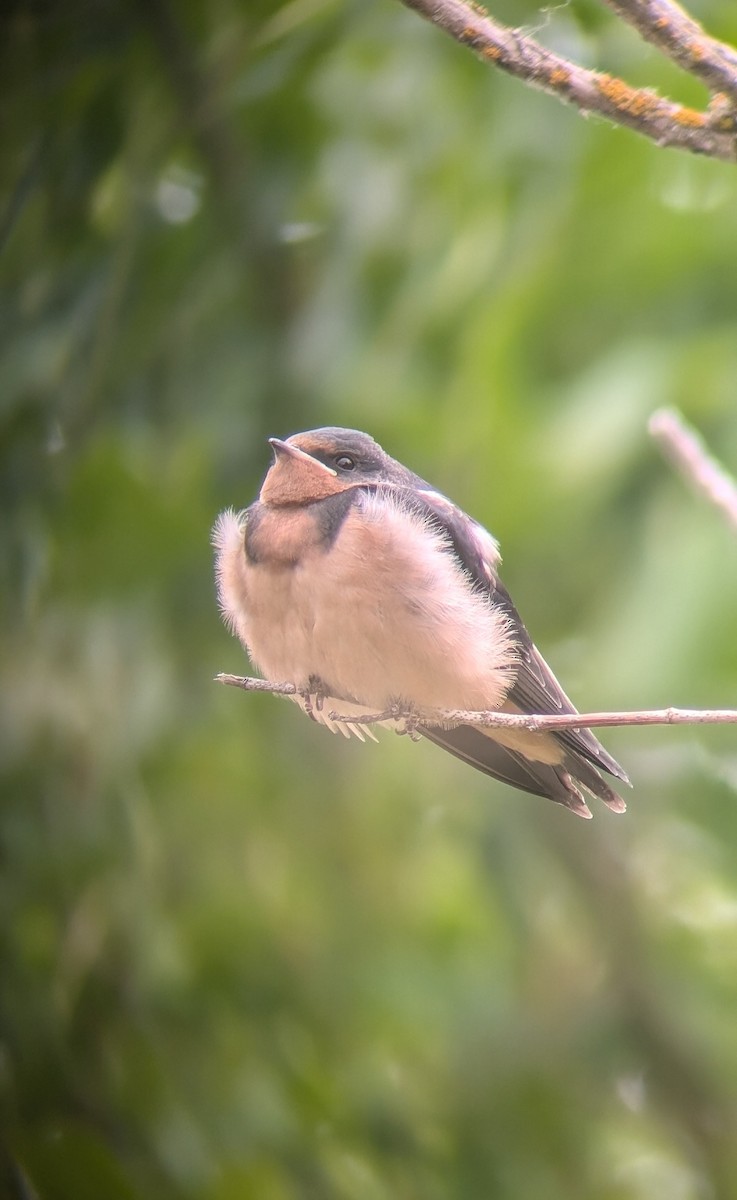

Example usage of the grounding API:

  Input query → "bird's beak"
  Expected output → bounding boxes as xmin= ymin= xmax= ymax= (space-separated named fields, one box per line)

xmin=268 ymin=438 xmax=337 ymax=476
xmin=261 ymin=437 xmax=343 ymax=505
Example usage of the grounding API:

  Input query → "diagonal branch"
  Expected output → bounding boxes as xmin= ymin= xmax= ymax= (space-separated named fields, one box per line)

xmin=216 ymin=674 xmax=737 ymax=732
xmin=649 ymin=408 xmax=737 ymax=534
xmin=603 ymin=0 xmax=737 ymax=102
xmin=398 ymin=0 xmax=737 ymax=162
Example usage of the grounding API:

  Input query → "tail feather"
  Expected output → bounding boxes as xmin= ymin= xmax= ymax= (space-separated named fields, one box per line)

xmin=422 ymin=723 xmax=626 ymax=818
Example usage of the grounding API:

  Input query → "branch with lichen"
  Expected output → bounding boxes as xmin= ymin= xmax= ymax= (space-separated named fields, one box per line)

xmin=603 ymin=0 xmax=737 ymax=103
xmin=398 ymin=0 xmax=737 ymax=162
xmin=216 ymin=674 xmax=737 ymax=732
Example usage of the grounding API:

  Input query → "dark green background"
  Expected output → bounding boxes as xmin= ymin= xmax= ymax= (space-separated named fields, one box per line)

xmin=3 ymin=1 xmax=737 ymax=1196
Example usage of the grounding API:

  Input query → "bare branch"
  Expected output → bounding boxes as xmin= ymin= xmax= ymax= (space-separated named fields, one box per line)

xmin=217 ymin=673 xmax=298 ymax=698
xmin=603 ymin=0 xmax=737 ymax=103
xmin=398 ymin=0 xmax=737 ymax=162
xmin=216 ymin=674 xmax=737 ymax=732
xmin=649 ymin=408 xmax=737 ymax=534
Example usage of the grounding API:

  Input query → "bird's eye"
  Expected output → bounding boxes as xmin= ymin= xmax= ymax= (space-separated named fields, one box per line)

xmin=334 ymin=454 xmax=356 ymax=471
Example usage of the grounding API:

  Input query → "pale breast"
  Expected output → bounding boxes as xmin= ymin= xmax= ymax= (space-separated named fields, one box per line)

xmin=238 ymin=490 xmax=518 ymax=712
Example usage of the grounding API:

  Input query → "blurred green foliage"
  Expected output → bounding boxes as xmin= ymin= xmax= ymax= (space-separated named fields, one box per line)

xmin=2 ymin=0 xmax=737 ymax=1196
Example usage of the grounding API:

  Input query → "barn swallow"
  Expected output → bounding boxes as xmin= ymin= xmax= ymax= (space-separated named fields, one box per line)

xmin=213 ymin=427 xmax=630 ymax=818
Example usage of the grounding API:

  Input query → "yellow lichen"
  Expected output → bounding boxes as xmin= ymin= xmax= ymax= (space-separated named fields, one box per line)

xmin=673 ymin=106 xmax=707 ymax=127
xmin=549 ymin=66 xmax=570 ymax=88
xmin=595 ymin=75 xmax=661 ymax=117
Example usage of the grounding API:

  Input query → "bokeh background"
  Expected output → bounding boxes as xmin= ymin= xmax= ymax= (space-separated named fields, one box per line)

xmin=3 ymin=1 xmax=737 ymax=1197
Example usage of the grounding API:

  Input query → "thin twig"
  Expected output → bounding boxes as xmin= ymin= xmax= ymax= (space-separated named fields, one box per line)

xmin=398 ymin=0 xmax=737 ymax=162
xmin=216 ymin=674 xmax=737 ymax=732
xmin=217 ymin=673 xmax=298 ymax=697
xmin=649 ymin=408 xmax=737 ymax=534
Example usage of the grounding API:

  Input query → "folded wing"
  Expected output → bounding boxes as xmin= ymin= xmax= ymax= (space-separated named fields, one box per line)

xmin=381 ymin=483 xmax=630 ymax=816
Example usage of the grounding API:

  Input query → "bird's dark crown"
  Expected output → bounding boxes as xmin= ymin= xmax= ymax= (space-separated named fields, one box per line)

xmin=286 ymin=427 xmax=394 ymax=482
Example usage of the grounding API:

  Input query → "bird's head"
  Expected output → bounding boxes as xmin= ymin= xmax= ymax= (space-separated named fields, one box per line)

xmin=260 ymin=427 xmax=412 ymax=506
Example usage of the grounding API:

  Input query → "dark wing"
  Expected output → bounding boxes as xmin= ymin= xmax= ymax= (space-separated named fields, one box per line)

xmin=419 ymin=724 xmax=578 ymax=803
xmin=421 ymin=724 xmax=626 ymax=818
xmin=488 ymin=577 xmax=629 ymax=785
xmin=376 ymin=484 xmax=630 ymax=813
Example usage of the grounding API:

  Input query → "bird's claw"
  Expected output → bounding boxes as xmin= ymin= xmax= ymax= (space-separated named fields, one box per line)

xmin=300 ymin=676 xmax=328 ymax=721
xmin=389 ymin=699 xmax=422 ymax=742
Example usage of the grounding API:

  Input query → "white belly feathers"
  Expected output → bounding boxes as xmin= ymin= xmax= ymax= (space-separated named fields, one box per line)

xmin=214 ymin=490 xmax=517 ymax=720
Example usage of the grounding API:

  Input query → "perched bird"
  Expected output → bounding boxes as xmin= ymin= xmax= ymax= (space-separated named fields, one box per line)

xmin=213 ymin=427 xmax=630 ymax=818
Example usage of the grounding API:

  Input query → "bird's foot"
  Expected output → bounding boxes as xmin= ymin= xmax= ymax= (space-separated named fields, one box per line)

xmin=389 ymin=698 xmax=423 ymax=742
xmin=299 ymin=676 xmax=329 ymax=721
